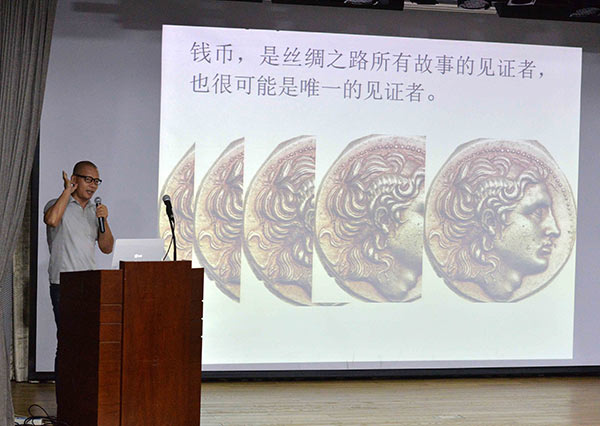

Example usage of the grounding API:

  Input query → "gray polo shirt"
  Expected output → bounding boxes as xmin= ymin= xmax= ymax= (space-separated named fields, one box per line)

xmin=45 ymin=196 xmax=99 ymax=284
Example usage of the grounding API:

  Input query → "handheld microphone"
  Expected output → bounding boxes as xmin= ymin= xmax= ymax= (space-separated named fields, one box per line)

xmin=94 ymin=196 xmax=105 ymax=233
xmin=162 ymin=194 xmax=177 ymax=261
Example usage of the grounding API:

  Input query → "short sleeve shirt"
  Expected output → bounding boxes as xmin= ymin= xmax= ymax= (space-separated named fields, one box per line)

xmin=45 ymin=197 xmax=98 ymax=284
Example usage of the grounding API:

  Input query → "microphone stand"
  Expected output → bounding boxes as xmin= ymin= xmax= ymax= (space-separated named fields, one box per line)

xmin=168 ymin=214 xmax=177 ymax=261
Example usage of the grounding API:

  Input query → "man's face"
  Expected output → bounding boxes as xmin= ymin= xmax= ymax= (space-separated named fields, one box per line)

xmin=387 ymin=194 xmax=425 ymax=275
xmin=493 ymin=182 xmax=560 ymax=277
xmin=377 ymin=192 xmax=424 ymax=301
xmin=72 ymin=165 xmax=100 ymax=202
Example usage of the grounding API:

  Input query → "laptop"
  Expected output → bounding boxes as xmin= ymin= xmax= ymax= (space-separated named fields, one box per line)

xmin=110 ymin=238 xmax=166 ymax=269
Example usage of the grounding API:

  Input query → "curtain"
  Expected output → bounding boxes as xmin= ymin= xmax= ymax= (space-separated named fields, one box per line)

xmin=12 ymin=185 xmax=32 ymax=383
xmin=0 ymin=0 xmax=58 ymax=424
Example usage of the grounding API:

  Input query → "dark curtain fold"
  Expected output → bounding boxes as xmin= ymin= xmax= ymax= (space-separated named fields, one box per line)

xmin=0 ymin=0 xmax=58 ymax=424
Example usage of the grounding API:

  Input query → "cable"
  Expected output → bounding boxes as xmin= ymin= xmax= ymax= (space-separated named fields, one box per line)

xmin=162 ymin=234 xmax=173 ymax=261
xmin=14 ymin=404 xmax=71 ymax=426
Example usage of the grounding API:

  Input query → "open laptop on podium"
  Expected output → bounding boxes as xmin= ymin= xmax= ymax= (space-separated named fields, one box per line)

xmin=110 ymin=238 xmax=165 ymax=269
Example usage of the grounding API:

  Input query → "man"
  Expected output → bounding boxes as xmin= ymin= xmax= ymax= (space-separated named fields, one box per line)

xmin=43 ymin=160 xmax=114 ymax=390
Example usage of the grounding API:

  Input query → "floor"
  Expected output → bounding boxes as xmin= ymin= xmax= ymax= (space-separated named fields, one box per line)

xmin=11 ymin=376 xmax=600 ymax=425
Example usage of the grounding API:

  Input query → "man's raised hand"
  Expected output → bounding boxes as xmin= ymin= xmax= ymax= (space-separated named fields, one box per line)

xmin=62 ymin=170 xmax=77 ymax=194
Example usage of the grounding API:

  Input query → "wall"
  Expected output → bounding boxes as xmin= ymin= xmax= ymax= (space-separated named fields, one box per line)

xmin=36 ymin=0 xmax=600 ymax=372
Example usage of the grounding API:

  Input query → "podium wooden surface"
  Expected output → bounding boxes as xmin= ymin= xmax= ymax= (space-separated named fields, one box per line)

xmin=57 ymin=261 xmax=203 ymax=426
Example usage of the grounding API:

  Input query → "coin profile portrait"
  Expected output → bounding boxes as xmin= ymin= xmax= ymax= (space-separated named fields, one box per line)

xmin=159 ymin=144 xmax=195 ymax=261
xmin=425 ymin=139 xmax=576 ymax=302
xmin=194 ymin=139 xmax=244 ymax=302
xmin=243 ymin=136 xmax=315 ymax=306
xmin=315 ymin=135 xmax=426 ymax=302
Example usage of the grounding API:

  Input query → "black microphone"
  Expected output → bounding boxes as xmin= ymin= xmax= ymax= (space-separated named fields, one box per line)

xmin=162 ymin=194 xmax=174 ymax=223
xmin=94 ymin=196 xmax=105 ymax=233
xmin=162 ymin=194 xmax=177 ymax=261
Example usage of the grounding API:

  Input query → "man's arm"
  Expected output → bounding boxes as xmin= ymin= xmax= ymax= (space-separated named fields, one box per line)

xmin=96 ymin=203 xmax=115 ymax=254
xmin=44 ymin=171 xmax=77 ymax=227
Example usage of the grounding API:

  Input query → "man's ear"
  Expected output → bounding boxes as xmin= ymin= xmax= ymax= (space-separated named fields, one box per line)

xmin=373 ymin=207 xmax=390 ymax=234
xmin=481 ymin=209 xmax=497 ymax=237
xmin=70 ymin=175 xmax=77 ymax=185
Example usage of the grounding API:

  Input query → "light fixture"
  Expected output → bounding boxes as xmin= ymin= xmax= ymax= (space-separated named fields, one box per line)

xmin=493 ymin=0 xmax=572 ymax=20
xmin=458 ymin=0 xmax=492 ymax=9
xmin=271 ymin=0 xmax=404 ymax=9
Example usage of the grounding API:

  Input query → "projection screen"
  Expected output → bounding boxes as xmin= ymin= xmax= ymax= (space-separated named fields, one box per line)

xmin=158 ymin=25 xmax=581 ymax=370
xmin=37 ymin=0 xmax=600 ymax=375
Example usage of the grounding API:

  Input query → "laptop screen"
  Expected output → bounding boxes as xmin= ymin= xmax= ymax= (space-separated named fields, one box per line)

xmin=110 ymin=238 xmax=165 ymax=269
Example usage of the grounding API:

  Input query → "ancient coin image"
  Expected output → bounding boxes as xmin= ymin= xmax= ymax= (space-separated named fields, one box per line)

xmin=315 ymin=135 xmax=426 ymax=302
xmin=194 ymin=139 xmax=244 ymax=302
xmin=244 ymin=136 xmax=315 ymax=306
xmin=425 ymin=139 xmax=576 ymax=302
xmin=159 ymin=144 xmax=195 ymax=261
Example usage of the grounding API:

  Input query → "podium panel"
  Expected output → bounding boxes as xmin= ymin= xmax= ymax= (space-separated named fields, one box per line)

xmin=58 ymin=261 xmax=203 ymax=426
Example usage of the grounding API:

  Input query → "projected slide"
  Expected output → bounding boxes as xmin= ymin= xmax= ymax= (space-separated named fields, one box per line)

xmin=160 ymin=25 xmax=581 ymax=369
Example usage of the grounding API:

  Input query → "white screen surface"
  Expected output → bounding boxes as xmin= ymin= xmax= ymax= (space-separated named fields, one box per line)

xmin=159 ymin=25 xmax=581 ymax=369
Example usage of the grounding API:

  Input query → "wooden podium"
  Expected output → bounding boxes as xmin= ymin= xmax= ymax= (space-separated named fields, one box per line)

xmin=57 ymin=261 xmax=203 ymax=426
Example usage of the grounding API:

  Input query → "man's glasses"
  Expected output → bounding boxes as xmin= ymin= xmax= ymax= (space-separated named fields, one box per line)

xmin=75 ymin=174 xmax=102 ymax=185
